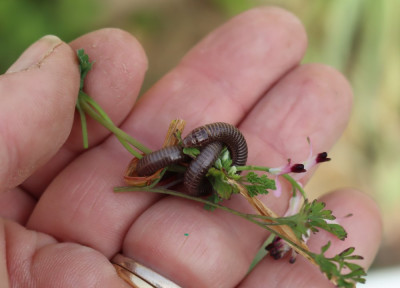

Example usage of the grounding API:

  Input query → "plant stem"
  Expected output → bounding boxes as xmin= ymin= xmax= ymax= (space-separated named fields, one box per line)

xmin=113 ymin=186 xmax=314 ymax=259
xmin=236 ymin=165 xmax=271 ymax=172
xmin=78 ymin=91 xmax=152 ymax=157
xmin=75 ymin=100 xmax=89 ymax=149
xmin=282 ymin=174 xmax=307 ymax=200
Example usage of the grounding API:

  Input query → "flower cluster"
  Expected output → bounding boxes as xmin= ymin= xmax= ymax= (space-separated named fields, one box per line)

xmin=266 ymin=139 xmax=330 ymax=262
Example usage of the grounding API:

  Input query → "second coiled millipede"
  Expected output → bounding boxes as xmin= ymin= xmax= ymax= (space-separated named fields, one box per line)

xmin=183 ymin=141 xmax=223 ymax=196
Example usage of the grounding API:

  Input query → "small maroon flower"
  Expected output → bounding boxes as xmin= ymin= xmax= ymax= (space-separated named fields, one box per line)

xmin=269 ymin=138 xmax=330 ymax=197
xmin=290 ymin=163 xmax=306 ymax=173
xmin=266 ymin=236 xmax=297 ymax=263
xmin=316 ymin=152 xmax=331 ymax=163
xmin=266 ymin=237 xmax=291 ymax=260
xmin=301 ymin=138 xmax=331 ymax=171
xmin=269 ymin=160 xmax=306 ymax=176
xmin=269 ymin=160 xmax=306 ymax=197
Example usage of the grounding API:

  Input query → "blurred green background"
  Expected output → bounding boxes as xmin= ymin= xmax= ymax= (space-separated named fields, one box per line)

xmin=2 ymin=0 xmax=399 ymax=269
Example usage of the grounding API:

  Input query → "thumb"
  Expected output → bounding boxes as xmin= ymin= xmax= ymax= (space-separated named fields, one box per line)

xmin=0 ymin=35 xmax=80 ymax=193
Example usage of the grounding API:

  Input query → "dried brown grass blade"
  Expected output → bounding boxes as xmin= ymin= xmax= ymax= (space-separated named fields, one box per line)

xmin=233 ymin=180 xmax=314 ymax=263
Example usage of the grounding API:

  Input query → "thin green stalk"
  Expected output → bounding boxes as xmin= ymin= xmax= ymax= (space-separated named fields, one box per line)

xmin=79 ymin=98 xmax=142 ymax=158
xmin=282 ymin=174 xmax=307 ymax=200
xmin=75 ymin=100 xmax=89 ymax=149
xmin=80 ymin=91 xmax=113 ymax=123
xmin=78 ymin=91 xmax=152 ymax=157
xmin=236 ymin=165 xmax=271 ymax=172
xmin=113 ymin=186 xmax=313 ymax=258
xmin=114 ymin=186 xmax=271 ymax=223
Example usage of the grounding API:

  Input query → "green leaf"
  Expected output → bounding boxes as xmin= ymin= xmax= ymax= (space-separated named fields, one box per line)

xmin=244 ymin=184 xmax=268 ymax=197
xmin=241 ymin=172 xmax=275 ymax=197
xmin=339 ymin=247 xmax=355 ymax=257
xmin=246 ymin=172 xmax=275 ymax=188
xmin=77 ymin=49 xmax=93 ymax=90
xmin=183 ymin=147 xmax=201 ymax=158
xmin=311 ymin=241 xmax=367 ymax=288
xmin=207 ymin=167 xmax=238 ymax=199
xmin=274 ymin=200 xmax=348 ymax=242
xmin=215 ymin=158 xmax=223 ymax=170
xmin=303 ymin=200 xmax=348 ymax=240
xmin=219 ymin=147 xmax=233 ymax=170
xmin=321 ymin=241 xmax=332 ymax=254
xmin=227 ymin=166 xmax=237 ymax=176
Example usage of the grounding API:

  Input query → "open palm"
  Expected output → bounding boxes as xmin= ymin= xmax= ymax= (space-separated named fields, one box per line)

xmin=0 ymin=7 xmax=381 ymax=288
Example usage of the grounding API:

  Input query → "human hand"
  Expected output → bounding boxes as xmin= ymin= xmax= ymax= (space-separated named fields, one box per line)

xmin=0 ymin=7 xmax=381 ymax=287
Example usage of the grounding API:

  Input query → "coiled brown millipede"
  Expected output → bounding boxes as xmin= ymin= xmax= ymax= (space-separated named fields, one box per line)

xmin=136 ymin=122 xmax=248 ymax=196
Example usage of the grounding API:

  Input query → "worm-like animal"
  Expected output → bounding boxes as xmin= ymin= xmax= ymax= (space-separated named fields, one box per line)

xmin=182 ymin=122 xmax=248 ymax=167
xmin=136 ymin=122 xmax=248 ymax=197
xmin=136 ymin=145 xmax=188 ymax=176
xmin=184 ymin=141 xmax=223 ymax=196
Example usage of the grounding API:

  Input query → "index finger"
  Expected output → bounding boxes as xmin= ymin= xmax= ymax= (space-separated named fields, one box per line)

xmin=21 ymin=29 xmax=148 ymax=197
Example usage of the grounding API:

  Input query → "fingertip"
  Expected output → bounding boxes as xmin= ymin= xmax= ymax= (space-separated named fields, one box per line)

xmin=320 ymin=188 xmax=381 ymax=220
xmin=315 ymin=188 xmax=383 ymax=268
xmin=186 ymin=5 xmax=308 ymax=62
xmin=69 ymin=28 xmax=148 ymax=93
xmin=239 ymin=189 xmax=382 ymax=287
xmin=247 ymin=6 xmax=308 ymax=41
xmin=320 ymin=188 xmax=383 ymax=239
xmin=301 ymin=63 xmax=353 ymax=115
xmin=292 ymin=63 xmax=354 ymax=136
xmin=17 ymin=29 xmax=149 ymax=197
xmin=182 ymin=6 xmax=308 ymax=93
xmin=0 ymin=39 xmax=80 ymax=192
xmin=67 ymin=28 xmax=148 ymax=149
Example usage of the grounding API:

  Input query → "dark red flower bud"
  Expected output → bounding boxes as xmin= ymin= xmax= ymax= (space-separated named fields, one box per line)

xmin=290 ymin=163 xmax=306 ymax=173
xmin=316 ymin=152 xmax=330 ymax=163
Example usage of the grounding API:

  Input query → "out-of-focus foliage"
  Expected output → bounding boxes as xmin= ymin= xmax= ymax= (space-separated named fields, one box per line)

xmin=1 ymin=0 xmax=399 ymax=267
xmin=0 ymin=0 xmax=103 ymax=73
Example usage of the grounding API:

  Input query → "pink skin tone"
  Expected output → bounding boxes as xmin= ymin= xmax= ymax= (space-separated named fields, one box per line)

xmin=0 ymin=7 xmax=381 ymax=288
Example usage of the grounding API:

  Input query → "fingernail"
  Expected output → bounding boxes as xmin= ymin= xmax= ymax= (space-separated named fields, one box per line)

xmin=6 ymin=35 xmax=63 ymax=73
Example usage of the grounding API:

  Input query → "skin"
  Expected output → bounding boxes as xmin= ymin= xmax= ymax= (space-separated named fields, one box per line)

xmin=0 ymin=7 xmax=382 ymax=288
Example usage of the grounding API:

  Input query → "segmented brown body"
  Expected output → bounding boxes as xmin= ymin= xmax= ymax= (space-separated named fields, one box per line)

xmin=182 ymin=122 xmax=248 ymax=167
xmin=184 ymin=142 xmax=223 ymax=196
xmin=136 ymin=122 xmax=248 ymax=197
xmin=136 ymin=145 xmax=187 ymax=176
